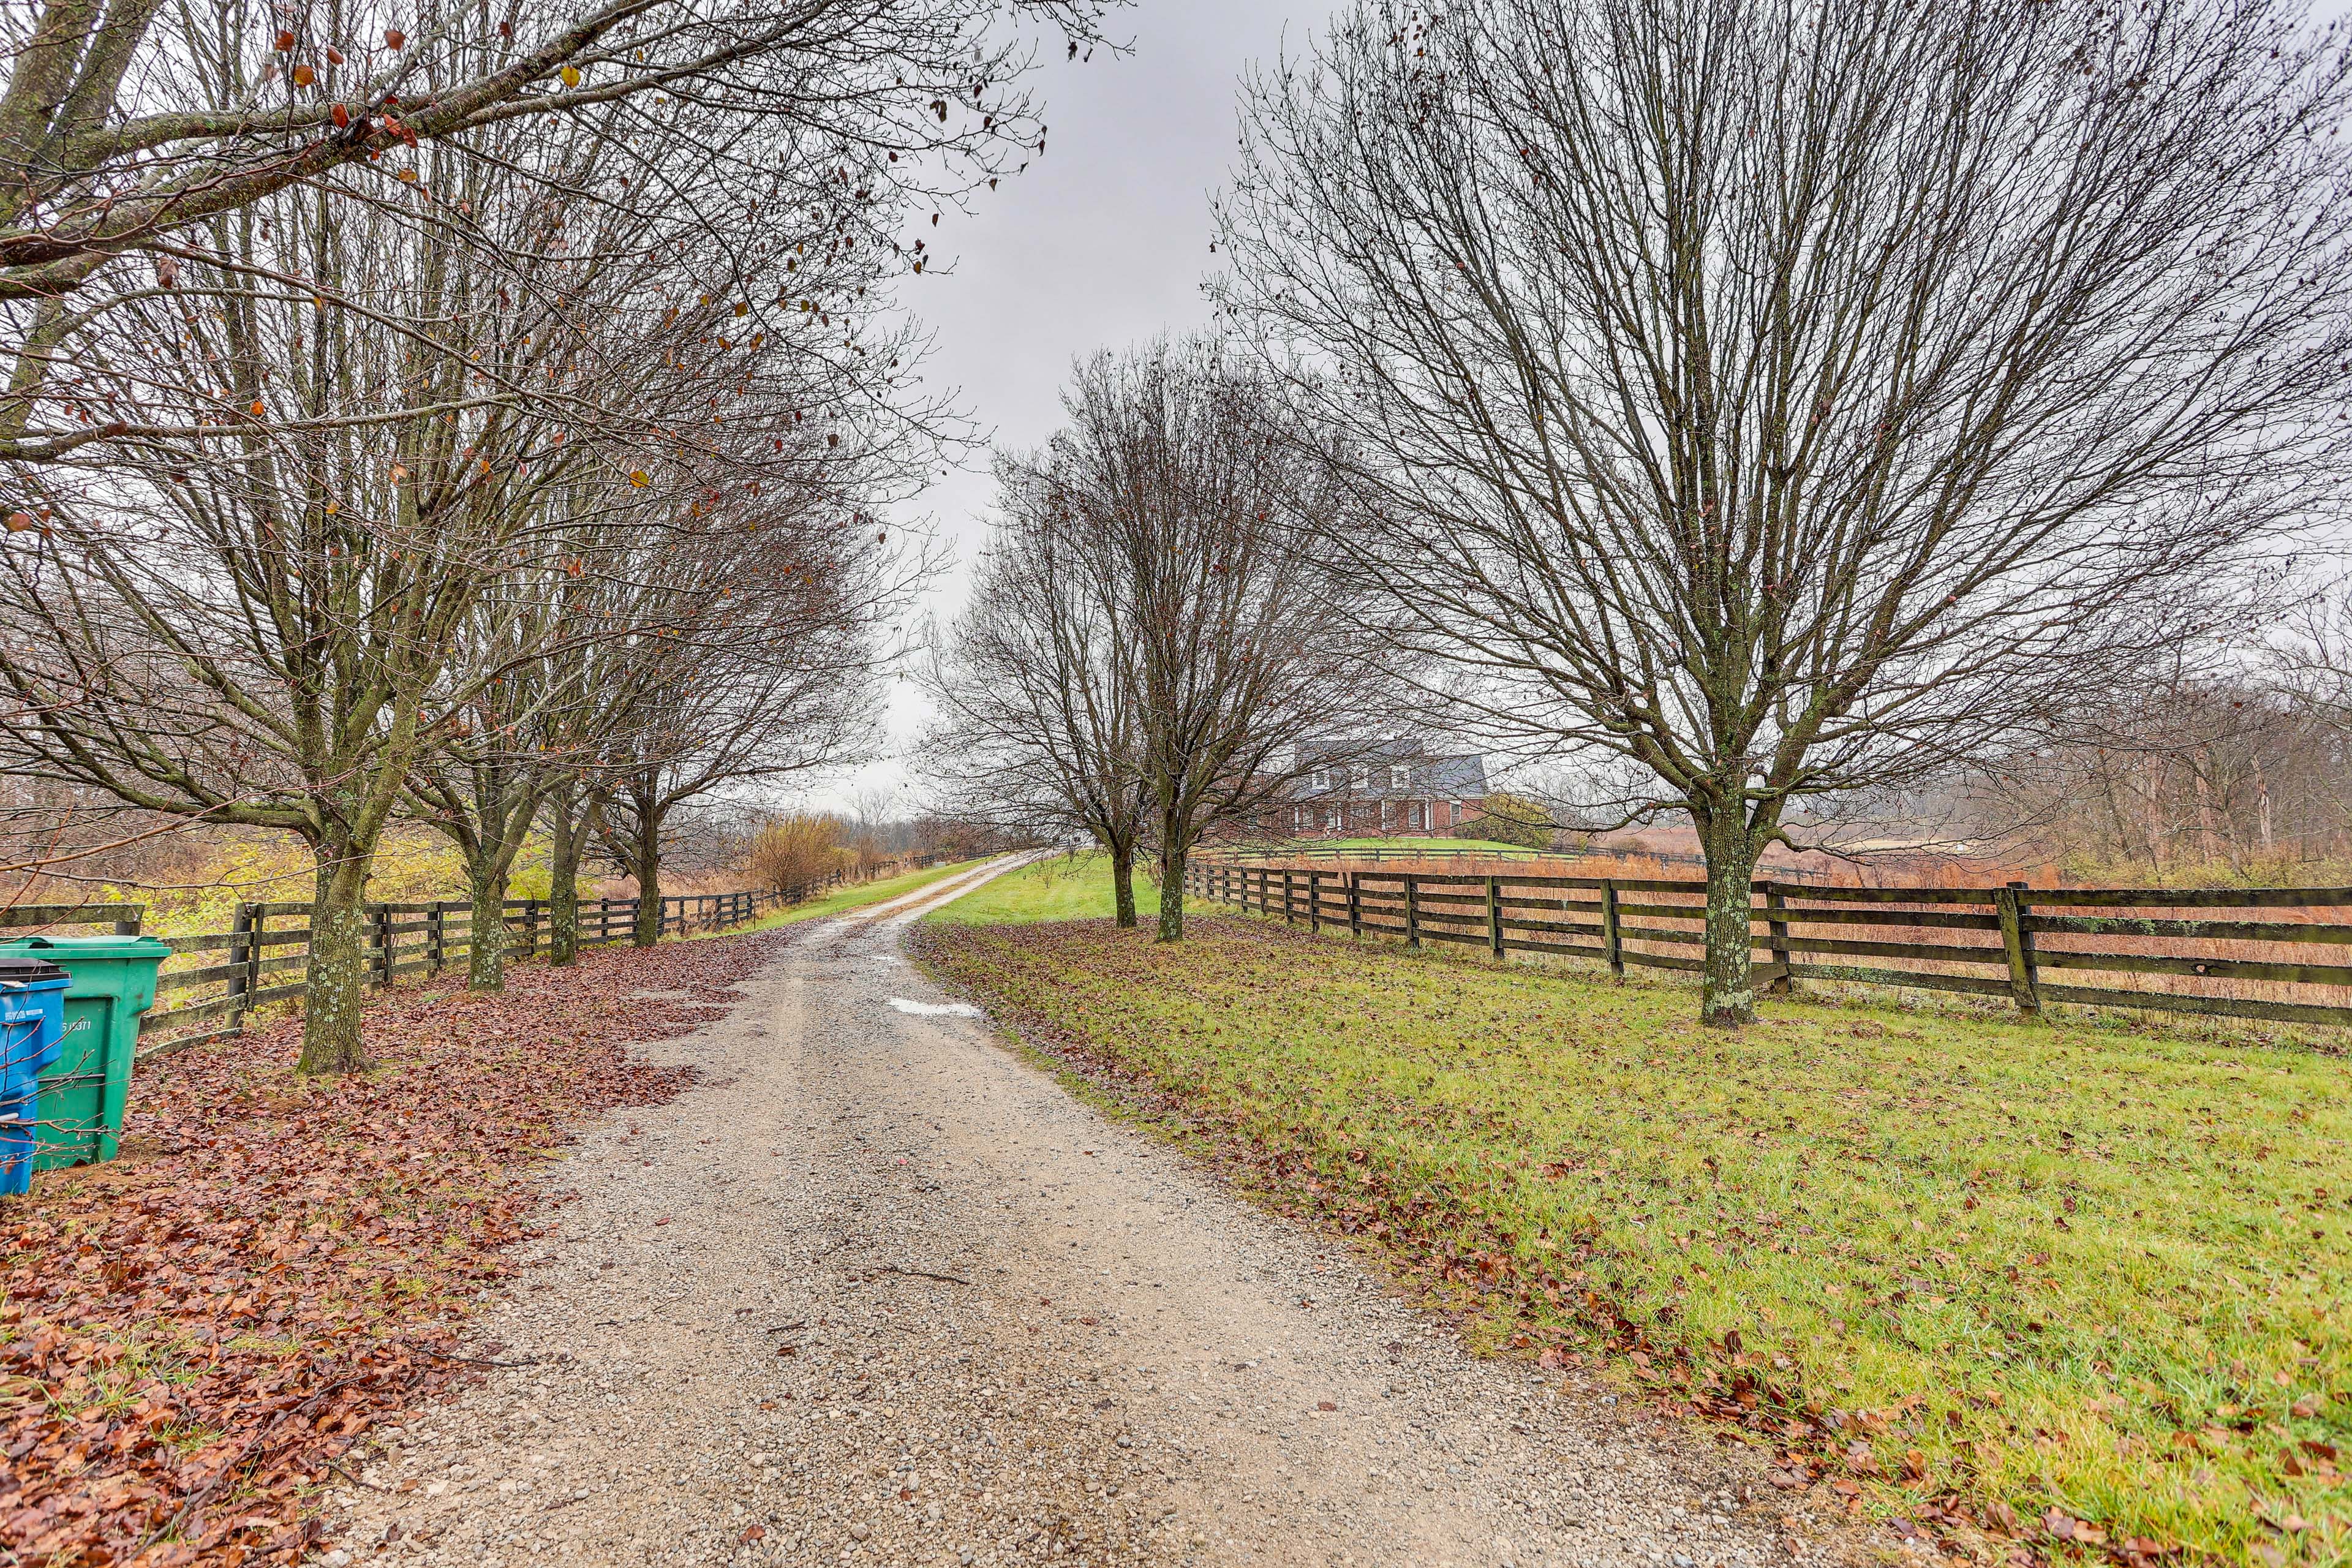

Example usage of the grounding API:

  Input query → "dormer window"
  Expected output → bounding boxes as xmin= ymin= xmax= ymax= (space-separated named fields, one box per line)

xmin=1390 ymin=764 xmax=1413 ymax=789
xmin=1310 ymin=767 xmax=1332 ymax=790
xmin=1349 ymin=764 xmax=1371 ymax=790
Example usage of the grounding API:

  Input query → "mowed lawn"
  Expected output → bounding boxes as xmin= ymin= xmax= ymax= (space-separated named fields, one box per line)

xmin=916 ymin=905 xmax=2351 ymax=1566
xmin=923 ymin=851 xmax=1162 ymax=925
xmin=722 ymin=857 xmax=986 ymax=934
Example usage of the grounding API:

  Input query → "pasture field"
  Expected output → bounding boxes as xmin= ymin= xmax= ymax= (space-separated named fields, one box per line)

xmin=922 ymin=851 xmax=1162 ymax=925
xmin=917 ymin=910 xmax=2352 ymax=1566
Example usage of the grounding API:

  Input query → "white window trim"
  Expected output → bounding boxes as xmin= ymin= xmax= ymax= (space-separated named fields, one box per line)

xmin=1390 ymin=764 xmax=1413 ymax=789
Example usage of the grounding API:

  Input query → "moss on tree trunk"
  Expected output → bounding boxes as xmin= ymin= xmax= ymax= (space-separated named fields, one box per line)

xmin=631 ymin=810 xmax=662 ymax=948
xmin=1155 ymin=825 xmax=1187 ymax=943
xmin=296 ymin=845 xmax=372 ymax=1074
xmin=1109 ymin=839 xmax=1137 ymax=929
xmin=467 ymin=856 xmax=509 ymax=992
xmin=1699 ymin=812 xmax=1762 ymax=1028
xmin=548 ymin=793 xmax=583 ymax=966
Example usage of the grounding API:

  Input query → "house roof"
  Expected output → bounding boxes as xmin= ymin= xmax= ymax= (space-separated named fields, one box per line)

xmin=1295 ymin=747 xmax=1489 ymax=802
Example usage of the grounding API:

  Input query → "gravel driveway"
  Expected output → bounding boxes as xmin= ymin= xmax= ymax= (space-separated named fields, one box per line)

xmin=330 ymin=860 xmax=1849 ymax=1568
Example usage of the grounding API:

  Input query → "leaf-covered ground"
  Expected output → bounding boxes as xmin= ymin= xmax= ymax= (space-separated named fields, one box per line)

xmin=0 ymin=930 xmax=783 ymax=1567
xmin=913 ymin=916 xmax=2351 ymax=1568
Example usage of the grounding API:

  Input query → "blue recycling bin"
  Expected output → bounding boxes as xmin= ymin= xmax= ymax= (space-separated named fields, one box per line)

xmin=0 ymin=954 xmax=69 ymax=1195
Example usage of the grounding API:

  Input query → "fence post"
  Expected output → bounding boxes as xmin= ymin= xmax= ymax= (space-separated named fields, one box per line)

xmin=427 ymin=903 xmax=446 ymax=974
xmin=1307 ymin=870 xmax=1321 ymax=933
xmin=523 ymin=899 xmax=541 ymax=959
xmin=227 ymin=902 xmax=256 ymax=1030
xmin=248 ymin=907 xmax=268 ymax=1009
xmin=1283 ymin=870 xmax=1295 ymax=925
xmin=1602 ymin=879 xmax=1623 ymax=978
xmin=1404 ymin=874 xmax=1422 ymax=949
xmin=1997 ymin=883 xmax=2041 ymax=1014
xmin=113 ymin=908 xmax=141 ymax=936
xmin=370 ymin=903 xmax=392 ymax=987
xmin=1763 ymin=885 xmax=1792 ymax=995
xmin=1348 ymin=872 xmax=1362 ymax=937
xmin=1486 ymin=875 xmax=1504 ymax=958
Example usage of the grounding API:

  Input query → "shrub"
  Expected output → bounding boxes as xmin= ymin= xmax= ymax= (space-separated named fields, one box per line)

xmin=746 ymin=814 xmax=849 ymax=892
xmin=1466 ymin=791 xmax=1553 ymax=850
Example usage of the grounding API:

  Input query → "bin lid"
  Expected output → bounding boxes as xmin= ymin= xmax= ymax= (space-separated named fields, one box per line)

xmin=0 ymin=953 xmax=68 ymax=984
xmin=0 ymin=935 xmax=172 ymax=961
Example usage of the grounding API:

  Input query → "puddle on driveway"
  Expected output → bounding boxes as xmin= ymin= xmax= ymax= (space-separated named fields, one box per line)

xmin=886 ymin=997 xmax=982 ymax=1018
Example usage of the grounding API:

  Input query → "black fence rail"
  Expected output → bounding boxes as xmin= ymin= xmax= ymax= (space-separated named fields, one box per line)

xmin=0 ymin=874 xmax=844 ymax=1060
xmin=1185 ymin=863 xmax=2352 ymax=1028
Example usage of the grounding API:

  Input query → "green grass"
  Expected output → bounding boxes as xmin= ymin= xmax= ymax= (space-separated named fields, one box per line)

xmin=716 ymin=858 xmax=987 ymax=935
xmin=918 ymin=914 xmax=2352 ymax=1566
xmin=1250 ymin=836 xmax=1538 ymax=855
xmin=921 ymin=851 xmax=1161 ymax=925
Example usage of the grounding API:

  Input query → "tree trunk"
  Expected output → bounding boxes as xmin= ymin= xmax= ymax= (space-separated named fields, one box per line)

xmin=1109 ymin=838 xmax=1137 ymax=929
xmin=296 ymin=843 xmax=372 ymax=1074
xmin=1155 ymin=820 xmax=1187 ymax=943
xmin=467 ymin=853 xmax=510 ymax=992
xmin=2253 ymin=754 xmax=2274 ymax=855
xmin=547 ymin=788 xmax=583 ymax=966
xmin=632 ymin=803 xmax=663 ymax=948
xmin=1697 ymin=811 xmax=1762 ymax=1028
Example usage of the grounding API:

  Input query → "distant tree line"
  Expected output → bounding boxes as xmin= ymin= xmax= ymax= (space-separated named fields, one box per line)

xmin=1978 ymin=598 xmax=2352 ymax=878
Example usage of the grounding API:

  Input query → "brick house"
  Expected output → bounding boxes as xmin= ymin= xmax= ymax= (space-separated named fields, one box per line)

xmin=1272 ymin=742 xmax=1491 ymax=839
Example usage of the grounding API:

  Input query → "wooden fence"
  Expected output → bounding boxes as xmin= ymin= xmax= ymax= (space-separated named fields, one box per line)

xmin=0 ymin=875 xmax=839 ymax=1060
xmin=1198 ymin=842 xmax=1830 ymax=882
xmin=1183 ymin=863 xmax=2352 ymax=1028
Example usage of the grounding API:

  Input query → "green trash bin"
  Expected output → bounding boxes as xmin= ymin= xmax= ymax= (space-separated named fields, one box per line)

xmin=0 ymin=935 xmax=171 ymax=1170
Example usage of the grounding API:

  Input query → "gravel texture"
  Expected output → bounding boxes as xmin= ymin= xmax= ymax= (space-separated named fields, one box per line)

xmin=327 ymin=860 xmax=1864 ymax=1568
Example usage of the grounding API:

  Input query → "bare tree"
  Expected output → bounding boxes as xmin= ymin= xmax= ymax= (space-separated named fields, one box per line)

xmin=0 ymin=145 xmax=619 ymax=1069
xmin=590 ymin=488 xmax=916 ymax=947
xmin=0 ymin=0 xmax=1112 ymax=462
xmin=921 ymin=453 xmax=1149 ymax=924
xmin=401 ymin=549 xmax=582 ymax=992
xmin=0 ymin=46 xmax=936 ymax=1063
xmin=1216 ymin=0 xmax=2352 ymax=1023
xmin=1039 ymin=337 xmax=1384 ymax=941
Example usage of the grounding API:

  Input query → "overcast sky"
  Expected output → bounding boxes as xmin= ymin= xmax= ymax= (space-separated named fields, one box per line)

xmin=807 ymin=0 xmax=1337 ymax=813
